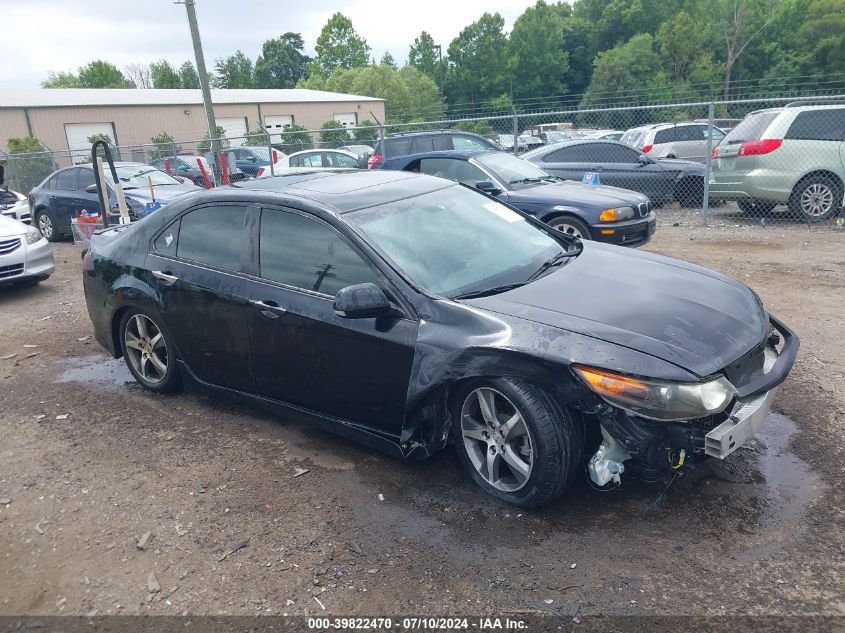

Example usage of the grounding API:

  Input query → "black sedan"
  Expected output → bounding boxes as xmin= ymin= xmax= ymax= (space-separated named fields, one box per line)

xmin=82 ymin=170 xmax=797 ymax=507
xmin=522 ymin=140 xmax=706 ymax=207
xmin=380 ymin=150 xmax=655 ymax=247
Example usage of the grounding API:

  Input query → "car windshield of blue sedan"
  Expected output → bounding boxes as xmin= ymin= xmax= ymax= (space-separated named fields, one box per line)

xmin=348 ymin=186 xmax=569 ymax=298
xmin=475 ymin=153 xmax=557 ymax=189
xmin=107 ymin=166 xmax=181 ymax=189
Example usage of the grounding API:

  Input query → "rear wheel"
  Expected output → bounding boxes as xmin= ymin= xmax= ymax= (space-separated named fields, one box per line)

xmin=36 ymin=210 xmax=60 ymax=242
xmin=546 ymin=215 xmax=591 ymax=240
xmin=119 ymin=309 xmax=182 ymax=393
xmin=788 ymin=176 xmax=842 ymax=221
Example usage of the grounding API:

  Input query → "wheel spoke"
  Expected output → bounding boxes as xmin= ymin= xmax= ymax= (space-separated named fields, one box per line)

xmin=150 ymin=331 xmax=163 ymax=349
xmin=486 ymin=450 xmax=501 ymax=485
xmin=138 ymin=355 xmax=149 ymax=379
xmin=134 ymin=315 xmax=149 ymax=341
xmin=477 ymin=390 xmax=497 ymax=426
xmin=149 ymin=352 xmax=167 ymax=377
xmin=125 ymin=333 xmax=143 ymax=351
xmin=501 ymin=444 xmax=531 ymax=480
xmin=499 ymin=412 xmax=522 ymax=440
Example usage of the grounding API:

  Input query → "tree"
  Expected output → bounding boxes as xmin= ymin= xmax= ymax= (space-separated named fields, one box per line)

xmin=254 ymin=33 xmax=310 ymax=88
xmin=214 ymin=51 xmax=254 ymax=89
xmin=408 ymin=31 xmax=440 ymax=82
xmin=715 ymin=0 xmax=782 ymax=98
xmin=354 ymin=120 xmax=379 ymax=142
xmin=78 ymin=60 xmax=133 ymax=88
xmin=86 ymin=133 xmax=121 ymax=162
xmin=279 ymin=124 xmax=313 ymax=153
xmin=244 ymin=127 xmax=269 ymax=146
xmin=149 ymin=132 xmax=179 ymax=161
xmin=453 ymin=119 xmax=494 ymax=136
xmin=150 ymin=60 xmax=182 ymax=88
xmin=178 ymin=61 xmax=200 ymax=89
xmin=379 ymin=51 xmax=397 ymax=69
xmin=445 ymin=13 xmax=514 ymax=107
xmin=6 ymin=137 xmax=54 ymax=194
xmin=310 ymin=13 xmax=370 ymax=77
xmin=319 ymin=120 xmax=350 ymax=147
xmin=124 ymin=63 xmax=152 ymax=89
xmin=198 ymin=126 xmax=226 ymax=152
xmin=509 ymin=1 xmax=570 ymax=101
xmin=42 ymin=71 xmax=80 ymax=88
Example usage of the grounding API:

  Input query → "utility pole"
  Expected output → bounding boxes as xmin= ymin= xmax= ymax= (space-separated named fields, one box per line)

xmin=434 ymin=44 xmax=444 ymax=95
xmin=181 ymin=0 xmax=221 ymax=183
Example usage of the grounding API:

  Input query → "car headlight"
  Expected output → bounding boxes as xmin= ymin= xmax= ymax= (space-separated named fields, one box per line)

xmin=598 ymin=207 xmax=634 ymax=222
xmin=24 ymin=226 xmax=42 ymax=245
xmin=572 ymin=364 xmax=736 ymax=421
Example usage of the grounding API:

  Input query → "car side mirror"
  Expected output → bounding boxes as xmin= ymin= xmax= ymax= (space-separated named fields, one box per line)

xmin=85 ymin=183 xmax=98 ymax=193
xmin=476 ymin=180 xmax=502 ymax=195
xmin=638 ymin=154 xmax=650 ymax=165
xmin=334 ymin=283 xmax=391 ymax=319
xmin=178 ymin=165 xmax=189 ymax=171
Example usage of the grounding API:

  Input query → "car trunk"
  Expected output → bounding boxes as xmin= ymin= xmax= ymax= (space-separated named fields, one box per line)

xmin=712 ymin=111 xmax=781 ymax=176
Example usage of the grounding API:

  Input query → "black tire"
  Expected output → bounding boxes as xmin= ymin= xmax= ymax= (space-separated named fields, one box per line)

xmin=119 ymin=308 xmax=182 ymax=393
xmin=451 ymin=377 xmax=578 ymax=508
xmin=737 ymin=198 xmax=776 ymax=215
xmin=788 ymin=175 xmax=842 ymax=222
xmin=546 ymin=215 xmax=592 ymax=240
xmin=36 ymin=210 xmax=61 ymax=242
xmin=677 ymin=177 xmax=704 ymax=207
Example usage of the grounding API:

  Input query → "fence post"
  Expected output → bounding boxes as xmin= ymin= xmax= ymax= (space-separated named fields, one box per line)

xmin=702 ymin=101 xmax=715 ymax=227
xmin=262 ymin=123 xmax=275 ymax=177
xmin=511 ymin=102 xmax=519 ymax=156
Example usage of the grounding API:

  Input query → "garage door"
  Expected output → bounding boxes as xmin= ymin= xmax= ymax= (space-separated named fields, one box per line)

xmin=65 ymin=122 xmax=116 ymax=164
xmin=333 ymin=112 xmax=358 ymax=129
xmin=264 ymin=115 xmax=293 ymax=144
xmin=216 ymin=116 xmax=248 ymax=146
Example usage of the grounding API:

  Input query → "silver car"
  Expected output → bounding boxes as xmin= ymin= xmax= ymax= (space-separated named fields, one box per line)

xmin=621 ymin=122 xmax=725 ymax=162
xmin=0 ymin=215 xmax=55 ymax=287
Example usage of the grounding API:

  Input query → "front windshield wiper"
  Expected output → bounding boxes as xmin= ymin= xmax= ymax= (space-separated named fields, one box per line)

xmin=510 ymin=177 xmax=545 ymax=185
xmin=451 ymin=282 xmax=528 ymax=300
xmin=527 ymin=246 xmax=582 ymax=282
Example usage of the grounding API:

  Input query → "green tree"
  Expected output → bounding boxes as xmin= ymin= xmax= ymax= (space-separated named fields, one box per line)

xmin=86 ymin=133 xmax=121 ymax=162
xmin=310 ymin=13 xmax=370 ymax=77
xmin=42 ymin=71 xmax=80 ymax=88
xmin=6 ymin=137 xmax=54 ymax=194
xmin=656 ymin=11 xmax=714 ymax=83
xmin=379 ymin=51 xmax=397 ymax=69
xmin=198 ymin=126 xmax=226 ymax=152
xmin=178 ymin=61 xmax=200 ymax=89
xmin=150 ymin=60 xmax=182 ymax=88
xmin=354 ymin=120 xmax=379 ymax=142
xmin=319 ymin=120 xmax=350 ymax=147
xmin=244 ymin=127 xmax=269 ymax=146
xmin=445 ymin=13 xmax=514 ymax=107
xmin=78 ymin=60 xmax=133 ymax=88
xmin=149 ymin=132 xmax=179 ymax=161
xmin=254 ymin=33 xmax=310 ymax=88
xmin=453 ymin=119 xmax=494 ymax=136
xmin=407 ymin=31 xmax=440 ymax=82
xmin=214 ymin=51 xmax=254 ymax=88
xmin=279 ymin=124 xmax=313 ymax=153
xmin=509 ymin=1 xmax=570 ymax=101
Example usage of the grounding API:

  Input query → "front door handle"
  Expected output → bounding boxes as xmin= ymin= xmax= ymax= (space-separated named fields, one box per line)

xmin=152 ymin=270 xmax=179 ymax=285
xmin=251 ymin=299 xmax=286 ymax=316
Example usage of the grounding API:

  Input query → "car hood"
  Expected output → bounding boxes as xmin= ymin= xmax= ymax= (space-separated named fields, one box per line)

xmin=465 ymin=243 xmax=767 ymax=378
xmin=0 ymin=213 xmax=29 ymax=237
xmin=507 ymin=181 xmax=649 ymax=209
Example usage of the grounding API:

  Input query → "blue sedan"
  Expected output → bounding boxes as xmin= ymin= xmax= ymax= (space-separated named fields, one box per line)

xmin=379 ymin=150 xmax=656 ymax=246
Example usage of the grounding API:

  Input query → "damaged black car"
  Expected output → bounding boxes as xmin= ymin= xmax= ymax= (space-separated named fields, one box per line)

xmin=82 ymin=170 xmax=798 ymax=507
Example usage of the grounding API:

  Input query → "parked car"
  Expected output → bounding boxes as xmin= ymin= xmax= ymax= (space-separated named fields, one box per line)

xmin=621 ymin=122 xmax=726 ymax=162
xmin=369 ymin=130 xmax=499 ymax=168
xmin=580 ymin=129 xmax=625 ymax=141
xmin=29 ymin=163 xmax=200 ymax=241
xmin=82 ymin=170 xmax=798 ymax=507
xmin=151 ymin=155 xmax=246 ymax=186
xmin=258 ymin=149 xmax=360 ymax=178
xmin=380 ymin=149 xmax=655 ymax=246
xmin=0 ymin=214 xmax=54 ymax=287
xmin=538 ymin=131 xmax=570 ymax=144
xmin=523 ymin=140 xmax=706 ymax=207
xmin=710 ymin=103 xmax=845 ymax=221
xmin=496 ymin=134 xmax=527 ymax=153
xmin=518 ymin=133 xmax=544 ymax=150
xmin=0 ymin=189 xmax=31 ymax=224
xmin=339 ymin=145 xmax=375 ymax=168
xmin=229 ymin=147 xmax=273 ymax=177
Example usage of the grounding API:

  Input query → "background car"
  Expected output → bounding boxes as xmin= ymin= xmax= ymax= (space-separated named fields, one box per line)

xmin=369 ymin=130 xmax=499 ymax=168
xmin=710 ymin=102 xmax=845 ymax=221
xmin=579 ymin=129 xmax=625 ymax=141
xmin=29 ymin=163 xmax=200 ymax=241
xmin=229 ymin=147 xmax=273 ymax=177
xmin=523 ymin=140 xmax=705 ymax=207
xmin=0 ymin=214 xmax=54 ymax=287
xmin=380 ymin=149 xmax=655 ymax=246
xmin=621 ymin=122 xmax=725 ymax=162
xmin=257 ymin=149 xmax=360 ymax=177
xmin=151 ymin=154 xmax=246 ymax=186
xmin=0 ymin=189 xmax=31 ymax=224
xmin=538 ymin=131 xmax=570 ymax=144
xmin=339 ymin=144 xmax=375 ymax=168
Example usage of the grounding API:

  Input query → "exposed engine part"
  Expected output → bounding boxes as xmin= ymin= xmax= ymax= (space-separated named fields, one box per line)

xmin=587 ymin=425 xmax=631 ymax=487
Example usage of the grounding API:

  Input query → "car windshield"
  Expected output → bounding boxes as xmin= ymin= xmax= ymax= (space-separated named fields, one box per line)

xmin=347 ymin=185 xmax=574 ymax=298
xmin=722 ymin=111 xmax=781 ymax=145
xmin=248 ymin=147 xmax=271 ymax=160
xmin=475 ymin=152 xmax=556 ymax=189
xmin=108 ymin=166 xmax=181 ymax=189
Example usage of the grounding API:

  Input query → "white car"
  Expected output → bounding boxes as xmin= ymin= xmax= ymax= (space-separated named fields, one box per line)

xmin=0 ymin=189 xmax=31 ymax=224
xmin=0 ymin=214 xmax=54 ymax=287
xmin=621 ymin=122 xmax=726 ymax=162
xmin=257 ymin=149 xmax=361 ymax=178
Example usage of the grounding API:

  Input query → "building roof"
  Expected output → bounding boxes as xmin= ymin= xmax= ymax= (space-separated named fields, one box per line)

xmin=0 ymin=88 xmax=384 ymax=109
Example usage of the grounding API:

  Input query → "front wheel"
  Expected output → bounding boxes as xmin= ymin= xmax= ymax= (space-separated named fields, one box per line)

xmin=119 ymin=309 xmax=182 ymax=393
xmin=36 ymin=210 xmax=60 ymax=242
xmin=452 ymin=378 xmax=578 ymax=507
xmin=789 ymin=176 xmax=842 ymax=221
xmin=546 ymin=215 xmax=591 ymax=240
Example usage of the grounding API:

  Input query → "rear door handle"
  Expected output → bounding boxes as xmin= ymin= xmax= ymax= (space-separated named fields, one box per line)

xmin=152 ymin=270 xmax=179 ymax=285
xmin=251 ymin=299 xmax=286 ymax=317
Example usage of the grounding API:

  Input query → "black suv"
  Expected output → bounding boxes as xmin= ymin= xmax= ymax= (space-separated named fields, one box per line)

xmin=368 ymin=130 xmax=498 ymax=168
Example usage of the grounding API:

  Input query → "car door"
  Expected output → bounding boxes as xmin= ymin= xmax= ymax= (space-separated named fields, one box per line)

xmin=290 ymin=152 xmax=323 ymax=168
xmin=50 ymin=168 xmax=79 ymax=234
xmin=324 ymin=152 xmax=359 ymax=168
xmin=234 ymin=149 xmax=259 ymax=176
xmin=145 ymin=203 xmax=257 ymax=392
xmin=70 ymin=167 xmax=102 ymax=217
xmin=243 ymin=206 xmax=418 ymax=432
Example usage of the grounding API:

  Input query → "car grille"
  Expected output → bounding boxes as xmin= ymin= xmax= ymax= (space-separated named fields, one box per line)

xmin=0 ymin=237 xmax=21 ymax=255
xmin=637 ymin=201 xmax=652 ymax=218
xmin=0 ymin=263 xmax=24 ymax=279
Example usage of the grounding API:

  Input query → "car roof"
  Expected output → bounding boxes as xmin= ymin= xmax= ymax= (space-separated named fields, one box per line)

xmin=385 ymin=149 xmax=497 ymax=162
xmin=386 ymin=129 xmax=483 ymax=139
xmin=232 ymin=169 xmax=454 ymax=213
xmin=287 ymin=148 xmax=356 ymax=158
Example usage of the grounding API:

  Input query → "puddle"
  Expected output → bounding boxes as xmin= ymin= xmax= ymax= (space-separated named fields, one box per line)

xmin=54 ymin=355 xmax=134 ymax=389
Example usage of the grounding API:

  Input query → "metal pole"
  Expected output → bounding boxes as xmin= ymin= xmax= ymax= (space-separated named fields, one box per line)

xmin=702 ymin=102 xmax=715 ymax=227
xmin=436 ymin=44 xmax=444 ymax=95
xmin=258 ymin=120 xmax=275 ymax=176
xmin=183 ymin=0 xmax=222 ymax=183
xmin=511 ymin=101 xmax=518 ymax=156
xmin=370 ymin=111 xmax=386 ymax=161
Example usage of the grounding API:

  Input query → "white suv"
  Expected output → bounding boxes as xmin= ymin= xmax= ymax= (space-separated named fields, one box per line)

xmin=621 ymin=122 xmax=725 ymax=162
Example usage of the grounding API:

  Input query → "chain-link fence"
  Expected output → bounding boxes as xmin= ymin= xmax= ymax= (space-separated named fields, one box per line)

xmin=3 ymin=94 xmax=844 ymax=236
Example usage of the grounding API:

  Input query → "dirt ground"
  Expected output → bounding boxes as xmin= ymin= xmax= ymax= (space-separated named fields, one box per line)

xmin=1 ymin=212 xmax=844 ymax=619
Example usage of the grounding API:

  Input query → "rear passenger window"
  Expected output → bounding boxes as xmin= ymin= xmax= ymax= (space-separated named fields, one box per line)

xmin=176 ymin=205 xmax=246 ymax=270
xmin=544 ymin=146 xmax=593 ymax=162
xmin=453 ymin=136 xmax=488 ymax=150
xmin=55 ymin=169 xmax=77 ymax=190
xmin=385 ymin=138 xmax=413 ymax=157
xmin=154 ymin=220 xmax=181 ymax=256
xmin=654 ymin=128 xmax=677 ymax=144
xmin=785 ymin=109 xmax=845 ymax=141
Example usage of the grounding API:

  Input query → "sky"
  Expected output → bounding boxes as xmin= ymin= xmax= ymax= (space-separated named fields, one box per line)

xmin=0 ymin=0 xmax=538 ymax=89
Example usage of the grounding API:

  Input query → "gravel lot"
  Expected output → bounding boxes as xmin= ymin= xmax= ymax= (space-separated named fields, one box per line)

xmin=1 ymin=212 xmax=843 ymax=618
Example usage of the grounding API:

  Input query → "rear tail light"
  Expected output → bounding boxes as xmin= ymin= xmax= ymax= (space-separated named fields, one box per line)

xmin=641 ymin=145 xmax=653 ymax=153
xmin=82 ymin=250 xmax=94 ymax=272
xmin=711 ymin=147 xmax=718 ymax=159
xmin=256 ymin=167 xmax=265 ymax=178
xmin=737 ymin=139 xmax=782 ymax=156
xmin=367 ymin=154 xmax=383 ymax=169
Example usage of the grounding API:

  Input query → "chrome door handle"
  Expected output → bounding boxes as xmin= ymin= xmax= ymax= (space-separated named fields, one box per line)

xmin=250 ymin=299 xmax=286 ymax=314
xmin=152 ymin=270 xmax=179 ymax=285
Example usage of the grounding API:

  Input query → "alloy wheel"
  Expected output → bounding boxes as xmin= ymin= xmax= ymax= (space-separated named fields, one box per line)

xmin=799 ymin=183 xmax=834 ymax=218
xmin=549 ymin=221 xmax=583 ymax=238
xmin=124 ymin=314 xmax=168 ymax=384
xmin=37 ymin=213 xmax=53 ymax=239
xmin=460 ymin=387 xmax=534 ymax=492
